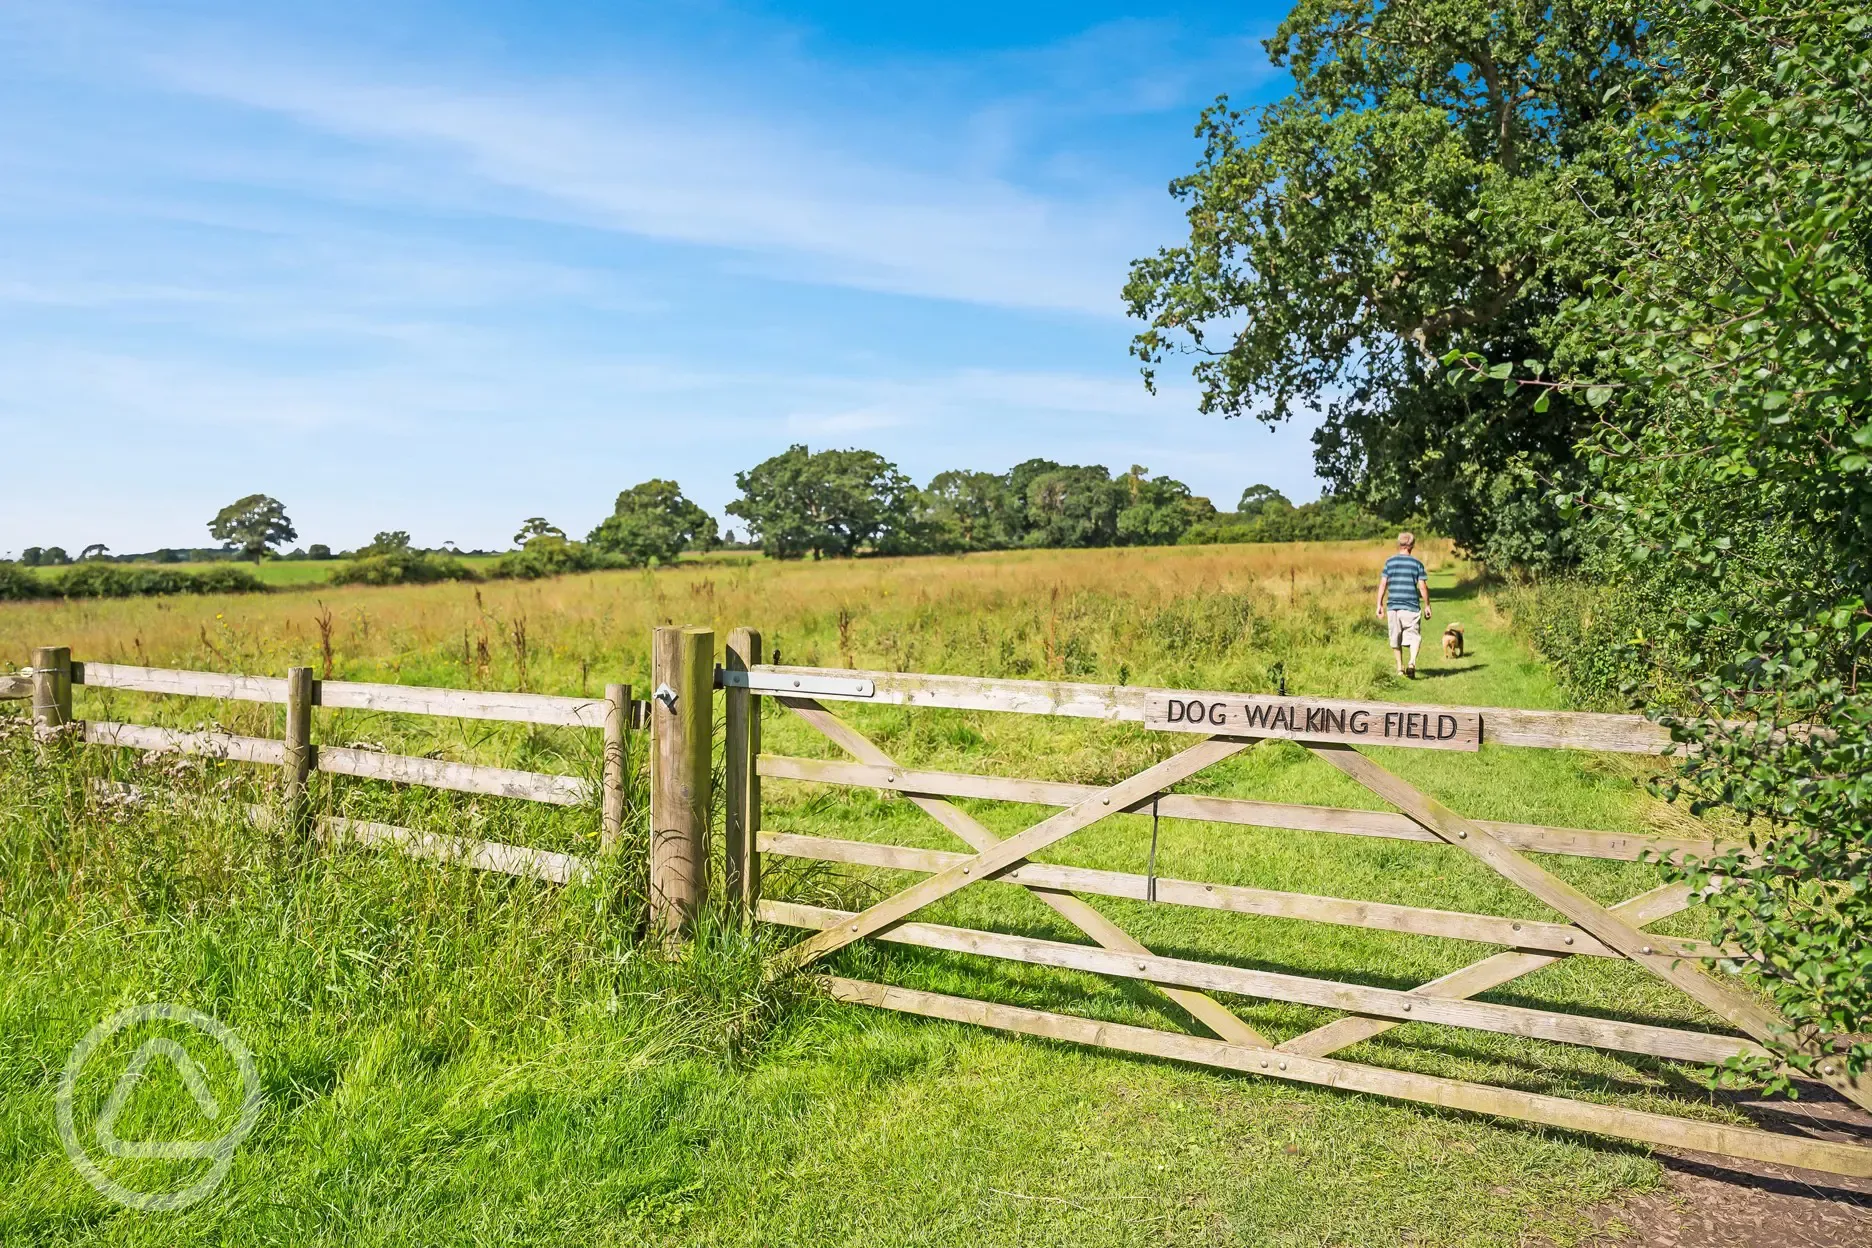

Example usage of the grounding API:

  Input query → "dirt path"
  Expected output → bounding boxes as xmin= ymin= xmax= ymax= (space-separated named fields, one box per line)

xmin=1564 ymin=1087 xmax=1872 ymax=1246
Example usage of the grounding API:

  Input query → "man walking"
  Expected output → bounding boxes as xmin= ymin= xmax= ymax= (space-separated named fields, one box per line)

xmin=1376 ymin=532 xmax=1430 ymax=678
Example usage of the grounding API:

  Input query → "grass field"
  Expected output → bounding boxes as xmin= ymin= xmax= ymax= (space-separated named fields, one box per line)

xmin=0 ymin=539 xmax=1748 ymax=1246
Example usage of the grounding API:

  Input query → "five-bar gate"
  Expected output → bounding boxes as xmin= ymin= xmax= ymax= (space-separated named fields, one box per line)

xmin=718 ymin=641 xmax=1872 ymax=1179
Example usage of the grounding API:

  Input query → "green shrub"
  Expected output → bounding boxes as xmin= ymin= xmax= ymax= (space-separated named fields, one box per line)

xmin=330 ymin=552 xmax=479 ymax=586
xmin=0 ymin=563 xmax=43 ymax=601
xmin=1492 ymin=576 xmax=1700 ymax=713
xmin=188 ymin=564 xmax=271 ymax=594
xmin=489 ymin=537 xmax=608 ymax=580
xmin=17 ymin=562 xmax=270 ymax=599
xmin=1180 ymin=498 xmax=1394 ymax=545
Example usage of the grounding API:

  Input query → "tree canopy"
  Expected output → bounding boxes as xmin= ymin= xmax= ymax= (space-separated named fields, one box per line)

xmin=208 ymin=495 xmax=296 ymax=563
xmin=1236 ymin=485 xmax=1291 ymax=517
xmin=1125 ymin=0 xmax=1651 ymax=570
xmin=728 ymin=446 xmax=917 ymax=560
xmin=724 ymin=446 xmax=1344 ymax=558
xmin=513 ymin=517 xmax=565 ymax=545
xmin=919 ymin=470 xmax=1022 ymax=552
xmin=360 ymin=530 xmax=411 ymax=556
xmin=587 ymin=480 xmax=718 ymax=567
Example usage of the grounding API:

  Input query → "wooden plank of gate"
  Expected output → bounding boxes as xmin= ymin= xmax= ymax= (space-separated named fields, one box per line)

xmin=778 ymin=698 xmax=1271 ymax=1046
xmin=749 ymin=664 xmax=1677 ymax=753
xmin=768 ymin=735 xmax=1250 ymax=973
xmin=1308 ymin=742 xmax=1872 ymax=1113
xmin=767 ymin=900 xmax=1763 ymax=1067
xmin=822 ymin=977 xmax=1872 ymax=1179
xmin=1279 ymin=883 xmax=1694 ymax=1058
xmin=1144 ymin=692 xmax=1481 ymax=752
xmin=757 ymin=753 xmax=1736 ymax=862
xmin=758 ymin=830 xmax=1725 ymax=960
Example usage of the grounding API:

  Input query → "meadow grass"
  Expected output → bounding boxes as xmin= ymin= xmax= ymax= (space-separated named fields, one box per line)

xmin=0 ymin=539 xmax=1743 ymax=1246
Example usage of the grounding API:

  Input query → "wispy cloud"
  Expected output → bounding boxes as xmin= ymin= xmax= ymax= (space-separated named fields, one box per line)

xmin=146 ymin=68 xmax=1153 ymax=314
xmin=0 ymin=1 xmax=1314 ymax=553
xmin=0 ymin=1 xmax=1260 ymax=316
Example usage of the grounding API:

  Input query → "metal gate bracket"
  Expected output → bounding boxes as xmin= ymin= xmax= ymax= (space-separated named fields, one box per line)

xmin=716 ymin=668 xmax=875 ymax=699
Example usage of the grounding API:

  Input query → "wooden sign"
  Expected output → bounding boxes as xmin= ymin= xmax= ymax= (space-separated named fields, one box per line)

xmin=1143 ymin=692 xmax=1481 ymax=752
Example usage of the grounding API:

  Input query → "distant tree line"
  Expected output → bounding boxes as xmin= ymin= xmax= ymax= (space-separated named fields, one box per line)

xmin=4 ymin=462 xmax=1398 ymax=596
xmin=721 ymin=445 xmax=1392 ymax=560
xmin=480 ymin=448 xmax=1393 ymax=567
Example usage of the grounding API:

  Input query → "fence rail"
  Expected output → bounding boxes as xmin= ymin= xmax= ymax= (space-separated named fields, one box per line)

xmin=80 ymin=721 xmax=594 ymax=805
xmin=76 ymin=661 xmax=616 ymax=727
xmin=9 ymin=647 xmax=642 ymax=875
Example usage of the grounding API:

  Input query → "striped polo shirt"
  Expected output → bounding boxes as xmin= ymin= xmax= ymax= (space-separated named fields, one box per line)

xmin=1383 ymin=554 xmax=1426 ymax=610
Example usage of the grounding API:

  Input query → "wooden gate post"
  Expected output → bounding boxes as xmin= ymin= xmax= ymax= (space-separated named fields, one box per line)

xmin=723 ymin=627 xmax=762 ymax=919
xmin=650 ymin=626 xmax=713 ymax=937
xmin=283 ymin=666 xmax=316 ymax=838
xmin=601 ymin=681 xmax=631 ymax=852
xmin=30 ymin=646 xmax=72 ymax=738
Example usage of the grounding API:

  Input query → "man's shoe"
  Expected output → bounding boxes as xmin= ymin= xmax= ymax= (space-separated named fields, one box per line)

xmin=1406 ymin=665 xmax=1416 ymax=679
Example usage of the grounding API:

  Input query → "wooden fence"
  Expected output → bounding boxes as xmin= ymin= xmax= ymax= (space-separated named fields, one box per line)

xmin=4 ymin=644 xmax=654 ymax=886
xmin=7 ymin=628 xmax=1872 ymax=1179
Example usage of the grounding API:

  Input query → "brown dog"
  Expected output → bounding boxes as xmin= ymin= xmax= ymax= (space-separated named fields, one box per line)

xmin=1442 ymin=623 xmax=1465 ymax=659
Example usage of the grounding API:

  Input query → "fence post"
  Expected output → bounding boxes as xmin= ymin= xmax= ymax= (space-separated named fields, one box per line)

xmin=601 ymin=681 xmax=631 ymax=852
xmin=31 ymin=645 xmax=72 ymax=738
xmin=724 ymin=626 xmax=762 ymax=920
xmin=283 ymin=666 xmax=315 ymax=838
xmin=650 ymin=626 xmax=713 ymax=938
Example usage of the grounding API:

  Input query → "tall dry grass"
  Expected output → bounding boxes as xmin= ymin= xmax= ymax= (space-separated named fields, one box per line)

xmin=0 ymin=539 xmax=1448 ymax=696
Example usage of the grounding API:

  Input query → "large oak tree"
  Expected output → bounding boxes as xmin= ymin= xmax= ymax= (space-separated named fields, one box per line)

xmin=1125 ymin=0 xmax=1651 ymax=569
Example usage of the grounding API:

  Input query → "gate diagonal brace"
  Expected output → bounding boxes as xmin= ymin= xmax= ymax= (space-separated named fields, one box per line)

xmin=766 ymin=716 xmax=1250 ymax=976
xmin=1280 ymin=882 xmax=1692 ymax=1058
xmin=1307 ymin=742 xmax=1872 ymax=1112
xmin=776 ymin=697 xmax=1271 ymax=1047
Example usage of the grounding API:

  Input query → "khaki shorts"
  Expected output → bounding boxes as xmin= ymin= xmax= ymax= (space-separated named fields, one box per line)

xmin=1387 ymin=608 xmax=1422 ymax=648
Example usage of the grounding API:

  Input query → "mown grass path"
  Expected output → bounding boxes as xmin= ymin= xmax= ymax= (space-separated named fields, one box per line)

xmin=0 ymin=544 xmax=1735 ymax=1246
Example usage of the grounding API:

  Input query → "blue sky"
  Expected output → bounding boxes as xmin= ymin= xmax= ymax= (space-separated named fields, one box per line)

xmin=0 ymin=0 xmax=1315 ymax=554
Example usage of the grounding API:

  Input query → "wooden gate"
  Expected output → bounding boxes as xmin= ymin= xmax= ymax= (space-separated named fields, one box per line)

xmin=716 ymin=636 xmax=1872 ymax=1179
